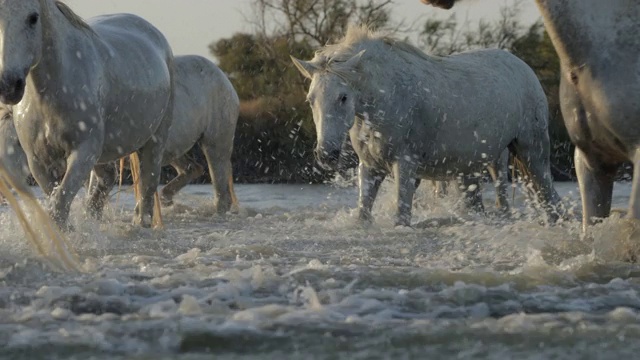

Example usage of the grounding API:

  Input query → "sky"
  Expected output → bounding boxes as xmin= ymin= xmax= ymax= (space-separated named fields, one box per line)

xmin=64 ymin=0 xmax=541 ymax=62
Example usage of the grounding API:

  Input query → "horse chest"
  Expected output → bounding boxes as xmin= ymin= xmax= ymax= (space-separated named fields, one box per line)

xmin=350 ymin=123 xmax=400 ymax=165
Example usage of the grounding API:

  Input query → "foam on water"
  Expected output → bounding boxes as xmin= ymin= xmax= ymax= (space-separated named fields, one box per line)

xmin=0 ymin=180 xmax=640 ymax=359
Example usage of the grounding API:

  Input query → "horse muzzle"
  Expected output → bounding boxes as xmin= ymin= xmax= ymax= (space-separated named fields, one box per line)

xmin=314 ymin=147 xmax=341 ymax=170
xmin=0 ymin=72 xmax=26 ymax=105
xmin=420 ymin=0 xmax=456 ymax=9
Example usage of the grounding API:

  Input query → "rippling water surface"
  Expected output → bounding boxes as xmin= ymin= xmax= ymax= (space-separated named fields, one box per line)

xmin=1 ymin=180 xmax=640 ymax=359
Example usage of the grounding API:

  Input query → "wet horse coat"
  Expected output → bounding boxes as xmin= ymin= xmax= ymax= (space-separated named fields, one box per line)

xmin=292 ymin=26 xmax=562 ymax=226
xmin=92 ymin=55 xmax=240 ymax=215
xmin=421 ymin=0 xmax=640 ymax=233
xmin=0 ymin=0 xmax=174 ymax=229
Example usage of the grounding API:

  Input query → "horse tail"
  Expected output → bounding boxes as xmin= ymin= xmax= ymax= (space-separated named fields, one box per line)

xmin=229 ymin=173 xmax=240 ymax=211
xmin=0 ymin=159 xmax=81 ymax=272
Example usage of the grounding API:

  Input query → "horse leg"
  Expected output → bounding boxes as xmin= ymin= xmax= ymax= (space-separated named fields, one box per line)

xmin=433 ymin=180 xmax=448 ymax=198
xmin=457 ymin=175 xmax=485 ymax=213
xmin=393 ymin=160 xmax=418 ymax=227
xmin=50 ymin=141 xmax=101 ymax=229
xmin=201 ymin=143 xmax=235 ymax=215
xmin=28 ymin=158 xmax=56 ymax=196
xmin=509 ymin=134 xmax=564 ymax=224
xmin=627 ymin=148 xmax=640 ymax=220
xmin=160 ymin=155 xmax=203 ymax=206
xmin=487 ymin=151 xmax=510 ymax=213
xmin=357 ymin=162 xmax=385 ymax=223
xmin=86 ymin=163 xmax=117 ymax=220
xmin=135 ymin=143 xmax=165 ymax=227
xmin=573 ymin=148 xmax=617 ymax=231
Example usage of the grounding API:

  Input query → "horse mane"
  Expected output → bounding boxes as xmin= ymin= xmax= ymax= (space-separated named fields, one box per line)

xmin=54 ymin=1 xmax=96 ymax=35
xmin=314 ymin=25 xmax=437 ymax=83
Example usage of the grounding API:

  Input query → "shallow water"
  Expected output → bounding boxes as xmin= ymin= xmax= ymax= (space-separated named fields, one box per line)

xmin=1 ymin=179 xmax=640 ymax=359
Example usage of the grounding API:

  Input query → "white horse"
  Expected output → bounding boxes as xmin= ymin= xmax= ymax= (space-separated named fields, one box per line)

xmin=91 ymin=55 xmax=240 ymax=216
xmin=0 ymin=0 xmax=175 ymax=229
xmin=421 ymin=0 xmax=640 ymax=234
xmin=292 ymin=26 xmax=562 ymax=226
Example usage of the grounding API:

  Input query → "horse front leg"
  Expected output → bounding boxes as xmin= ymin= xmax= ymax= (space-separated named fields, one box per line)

xmin=50 ymin=140 xmax=101 ymax=230
xmin=574 ymin=147 xmax=617 ymax=233
xmin=86 ymin=162 xmax=117 ymax=220
xmin=393 ymin=160 xmax=418 ymax=227
xmin=626 ymin=148 xmax=640 ymax=220
xmin=357 ymin=162 xmax=385 ymax=223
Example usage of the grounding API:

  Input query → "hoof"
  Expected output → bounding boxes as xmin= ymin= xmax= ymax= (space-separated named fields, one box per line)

xmin=133 ymin=214 xmax=152 ymax=228
xmin=357 ymin=211 xmax=374 ymax=225
xmin=394 ymin=221 xmax=412 ymax=228
xmin=394 ymin=215 xmax=412 ymax=228
xmin=214 ymin=200 xmax=232 ymax=215
xmin=57 ymin=221 xmax=76 ymax=233
xmin=160 ymin=198 xmax=173 ymax=207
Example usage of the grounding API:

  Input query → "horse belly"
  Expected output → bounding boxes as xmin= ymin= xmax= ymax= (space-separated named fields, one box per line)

xmin=162 ymin=113 xmax=205 ymax=165
xmin=99 ymin=92 xmax=170 ymax=161
xmin=412 ymin=138 xmax=506 ymax=180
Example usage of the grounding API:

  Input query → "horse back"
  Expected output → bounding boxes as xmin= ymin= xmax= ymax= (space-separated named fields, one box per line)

xmin=164 ymin=56 xmax=238 ymax=159
xmin=88 ymin=13 xmax=173 ymax=91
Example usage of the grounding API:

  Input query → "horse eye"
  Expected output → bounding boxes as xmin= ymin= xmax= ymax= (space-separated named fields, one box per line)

xmin=27 ymin=13 xmax=39 ymax=27
xmin=340 ymin=94 xmax=348 ymax=104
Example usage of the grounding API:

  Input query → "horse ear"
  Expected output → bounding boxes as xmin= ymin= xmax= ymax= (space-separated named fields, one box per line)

xmin=290 ymin=56 xmax=318 ymax=79
xmin=343 ymin=50 xmax=366 ymax=69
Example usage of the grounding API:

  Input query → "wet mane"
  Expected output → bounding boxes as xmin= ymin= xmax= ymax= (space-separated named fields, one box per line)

xmin=313 ymin=25 xmax=436 ymax=83
xmin=54 ymin=1 xmax=96 ymax=35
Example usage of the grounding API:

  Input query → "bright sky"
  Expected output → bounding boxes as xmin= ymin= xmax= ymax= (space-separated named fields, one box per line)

xmin=64 ymin=0 xmax=541 ymax=62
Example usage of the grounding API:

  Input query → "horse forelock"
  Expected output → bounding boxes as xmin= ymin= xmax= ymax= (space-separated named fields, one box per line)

xmin=53 ymin=1 xmax=96 ymax=35
xmin=313 ymin=24 xmax=436 ymax=83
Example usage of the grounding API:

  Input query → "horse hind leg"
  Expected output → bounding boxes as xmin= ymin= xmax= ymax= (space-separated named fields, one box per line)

xmin=457 ymin=175 xmax=484 ymax=213
xmin=486 ymin=150 xmax=510 ymax=213
xmin=86 ymin=163 xmax=117 ymax=220
xmin=201 ymin=143 xmax=236 ymax=215
xmin=508 ymin=134 xmax=564 ymax=224
xmin=160 ymin=154 xmax=204 ymax=206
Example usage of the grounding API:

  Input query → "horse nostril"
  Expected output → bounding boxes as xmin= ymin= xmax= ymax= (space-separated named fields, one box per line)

xmin=329 ymin=149 xmax=341 ymax=161
xmin=14 ymin=78 xmax=24 ymax=91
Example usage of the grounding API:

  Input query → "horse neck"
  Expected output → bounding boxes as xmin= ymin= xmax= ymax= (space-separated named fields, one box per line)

xmin=30 ymin=0 xmax=90 ymax=89
xmin=353 ymin=51 xmax=437 ymax=124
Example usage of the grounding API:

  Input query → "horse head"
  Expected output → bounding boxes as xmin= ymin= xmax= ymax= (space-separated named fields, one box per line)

xmin=0 ymin=0 xmax=44 ymax=104
xmin=291 ymin=51 xmax=365 ymax=170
